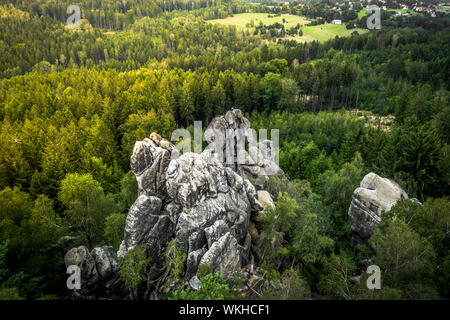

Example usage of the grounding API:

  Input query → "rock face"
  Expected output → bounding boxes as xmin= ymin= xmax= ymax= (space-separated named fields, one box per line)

xmin=205 ymin=109 xmax=283 ymax=189
xmin=64 ymin=246 xmax=123 ymax=298
xmin=348 ymin=172 xmax=408 ymax=244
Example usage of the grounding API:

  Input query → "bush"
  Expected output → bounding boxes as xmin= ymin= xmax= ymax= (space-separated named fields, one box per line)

xmin=261 ymin=269 xmax=310 ymax=300
xmin=118 ymin=245 xmax=151 ymax=299
xmin=169 ymin=270 xmax=234 ymax=300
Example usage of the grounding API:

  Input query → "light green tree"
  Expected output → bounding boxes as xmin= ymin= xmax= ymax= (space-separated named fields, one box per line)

xmin=104 ymin=213 xmax=126 ymax=250
xmin=118 ymin=245 xmax=151 ymax=300
xmin=58 ymin=173 xmax=115 ymax=246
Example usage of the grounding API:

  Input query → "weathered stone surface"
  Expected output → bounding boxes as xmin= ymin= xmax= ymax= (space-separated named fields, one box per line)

xmin=91 ymin=246 xmax=119 ymax=279
xmin=199 ymin=232 xmax=242 ymax=279
xmin=186 ymin=248 xmax=207 ymax=279
xmin=348 ymin=172 xmax=408 ymax=244
xmin=65 ymin=246 xmax=123 ymax=298
xmin=119 ymin=121 xmax=265 ymax=284
xmin=257 ymin=190 xmax=275 ymax=210
xmin=189 ymin=276 xmax=201 ymax=291
xmin=131 ymin=136 xmax=173 ymax=199
xmin=117 ymin=194 xmax=163 ymax=257
xmin=204 ymin=109 xmax=283 ymax=189
xmin=65 ymin=246 xmax=99 ymax=295
xmin=205 ymin=220 xmax=231 ymax=248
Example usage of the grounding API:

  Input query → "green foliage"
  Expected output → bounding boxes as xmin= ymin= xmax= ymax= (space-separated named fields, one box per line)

xmin=400 ymin=122 xmax=443 ymax=200
xmin=261 ymin=268 xmax=310 ymax=300
xmin=0 ymin=287 xmax=24 ymax=300
xmin=118 ymin=245 xmax=151 ymax=300
xmin=386 ymin=198 xmax=450 ymax=257
xmin=104 ymin=213 xmax=126 ymax=250
xmin=291 ymin=213 xmax=334 ymax=265
xmin=115 ymin=171 xmax=138 ymax=213
xmin=370 ymin=219 xmax=435 ymax=296
xmin=169 ymin=270 xmax=233 ymax=300
xmin=318 ymin=253 xmax=359 ymax=300
xmin=258 ymin=261 xmax=281 ymax=282
xmin=436 ymin=255 xmax=450 ymax=298
xmin=163 ymin=239 xmax=187 ymax=286
xmin=0 ymin=240 xmax=8 ymax=282
xmin=318 ymin=154 xmax=364 ymax=240
xmin=58 ymin=173 xmax=116 ymax=246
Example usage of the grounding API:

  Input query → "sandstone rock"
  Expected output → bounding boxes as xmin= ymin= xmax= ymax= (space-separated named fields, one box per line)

xmin=117 ymin=195 xmax=162 ymax=256
xmin=199 ymin=232 xmax=242 ymax=280
xmin=120 ymin=124 xmax=265 ymax=284
xmin=186 ymin=248 xmax=207 ymax=279
xmin=91 ymin=246 xmax=119 ymax=279
xmin=189 ymin=276 xmax=201 ymax=291
xmin=65 ymin=246 xmax=99 ymax=295
xmin=348 ymin=172 xmax=408 ymax=244
xmin=205 ymin=220 xmax=231 ymax=248
xmin=257 ymin=190 xmax=275 ymax=210
xmin=204 ymin=109 xmax=283 ymax=189
xmin=65 ymin=246 xmax=123 ymax=297
xmin=66 ymin=109 xmax=269 ymax=299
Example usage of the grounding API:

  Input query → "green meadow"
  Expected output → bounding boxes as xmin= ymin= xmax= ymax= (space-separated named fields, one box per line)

xmin=208 ymin=13 xmax=310 ymax=29
xmin=209 ymin=13 xmax=368 ymax=43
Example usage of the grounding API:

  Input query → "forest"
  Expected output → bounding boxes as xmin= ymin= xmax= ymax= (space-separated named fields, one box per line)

xmin=0 ymin=0 xmax=449 ymax=300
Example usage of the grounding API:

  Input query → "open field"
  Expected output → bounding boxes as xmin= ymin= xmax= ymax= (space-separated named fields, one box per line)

xmin=388 ymin=9 xmax=418 ymax=15
xmin=208 ymin=13 xmax=310 ymax=29
xmin=359 ymin=8 xmax=419 ymax=18
xmin=209 ymin=13 xmax=368 ymax=43
xmin=301 ymin=23 xmax=368 ymax=42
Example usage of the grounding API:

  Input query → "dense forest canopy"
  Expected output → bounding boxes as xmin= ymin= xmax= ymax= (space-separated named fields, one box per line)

xmin=0 ymin=0 xmax=448 ymax=300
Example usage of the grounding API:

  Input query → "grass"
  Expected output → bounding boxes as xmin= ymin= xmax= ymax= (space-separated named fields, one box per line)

xmin=388 ymin=9 xmax=418 ymax=16
xmin=358 ymin=8 xmax=367 ymax=19
xmin=208 ymin=13 xmax=310 ymax=29
xmin=208 ymin=13 xmax=368 ymax=43
xmin=302 ymin=23 xmax=367 ymax=42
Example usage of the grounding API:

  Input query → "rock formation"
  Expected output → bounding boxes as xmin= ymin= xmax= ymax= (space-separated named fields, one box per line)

xmin=205 ymin=109 xmax=283 ymax=189
xmin=65 ymin=109 xmax=279 ymax=299
xmin=64 ymin=246 xmax=124 ymax=299
xmin=348 ymin=172 xmax=408 ymax=245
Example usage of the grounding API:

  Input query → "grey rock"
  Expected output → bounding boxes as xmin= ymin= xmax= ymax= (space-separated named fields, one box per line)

xmin=204 ymin=109 xmax=283 ymax=189
xmin=91 ymin=246 xmax=118 ymax=279
xmin=257 ymin=190 xmax=275 ymax=211
xmin=349 ymin=172 xmax=408 ymax=244
xmin=189 ymin=276 xmax=202 ymax=291
xmin=65 ymin=246 xmax=124 ymax=298
xmin=188 ymin=230 xmax=206 ymax=253
xmin=131 ymin=134 xmax=173 ymax=199
xmin=186 ymin=248 xmax=207 ymax=279
xmin=199 ymin=232 xmax=242 ymax=280
xmin=117 ymin=194 xmax=163 ymax=258
xmin=205 ymin=220 xmax=231 ymax=248
xmin=65 ymin=246 xmax=99 ymax=295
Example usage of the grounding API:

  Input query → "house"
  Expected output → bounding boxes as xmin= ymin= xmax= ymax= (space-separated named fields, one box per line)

xmin=332 ymin=19 xmax=342 ymax=25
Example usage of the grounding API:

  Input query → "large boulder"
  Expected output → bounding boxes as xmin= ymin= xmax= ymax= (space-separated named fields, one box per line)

xmin=348 ymin=172 xmax=408 ymax=245
xmin=64 ymin=246 xmax=123 ymax=298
